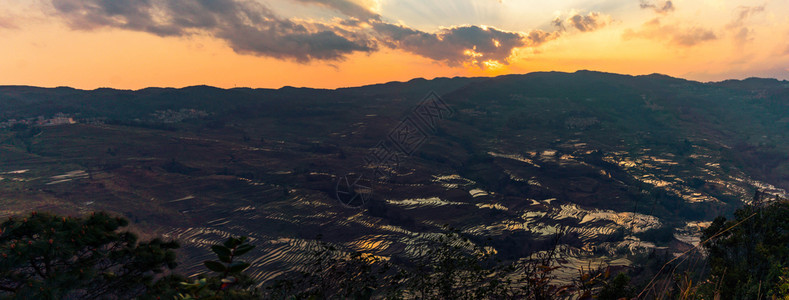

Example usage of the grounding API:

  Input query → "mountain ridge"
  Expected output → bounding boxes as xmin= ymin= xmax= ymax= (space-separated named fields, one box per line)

xmin=3 ymin=70 xmax=787 ymax=93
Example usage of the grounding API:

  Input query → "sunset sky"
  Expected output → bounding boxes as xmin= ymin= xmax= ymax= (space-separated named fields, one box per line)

xmin=1 ymin=0 xmax=788 ymax=89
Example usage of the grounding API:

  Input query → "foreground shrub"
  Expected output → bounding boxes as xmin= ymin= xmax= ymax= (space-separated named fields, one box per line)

xmin=0 ymin=212 xmax=179 ymax=299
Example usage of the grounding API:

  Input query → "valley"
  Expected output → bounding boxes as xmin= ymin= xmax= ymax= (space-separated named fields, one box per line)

xmin=1 ymin=71 xmax=788 ymax=285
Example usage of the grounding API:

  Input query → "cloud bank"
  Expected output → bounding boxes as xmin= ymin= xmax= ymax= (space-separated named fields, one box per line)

xmin=373 ymin=23 xmax=559 ymax=67
xmin=50 ymin=0 xmax=376 ymax=62
xmin=48 ymin=0 xmax=608 ymax=68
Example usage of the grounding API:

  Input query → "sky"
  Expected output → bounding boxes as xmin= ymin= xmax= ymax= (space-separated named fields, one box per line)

xmin=1 ymin=0 xmax=788 ymax=89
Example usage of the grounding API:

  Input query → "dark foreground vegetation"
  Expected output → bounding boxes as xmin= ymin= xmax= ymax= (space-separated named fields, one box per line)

xmin=2 ymin=199 xmax=789 ymax=299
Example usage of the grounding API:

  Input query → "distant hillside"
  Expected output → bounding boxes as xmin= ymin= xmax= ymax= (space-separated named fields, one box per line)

xmin=1 ymin=70 xmax=788 ymax=284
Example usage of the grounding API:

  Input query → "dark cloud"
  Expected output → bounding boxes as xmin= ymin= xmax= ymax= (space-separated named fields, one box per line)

xmin=48 ymin=0 xmax=605 ymax=68
xmin=553 ymin=12 xmax=611 ymax=32
xmin=672 ymin=28 xmax=717 ymax=47
xmin=373 ymin=23 xmax=557 ymax=67
xmin=50 ymin=0 xmax=376 ymax=62
xmin=523 ymin=30 xmax=561 ymax=46
xmin=293 ymin=0 xmax=379 ymax=21
xmin=639 ymin=0 xmax=674 ymax=14
xmin=623 ymin=18 xmax=716 ymax=47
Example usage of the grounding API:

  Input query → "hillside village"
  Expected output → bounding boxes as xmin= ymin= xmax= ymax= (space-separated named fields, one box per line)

xmin=0 ymin=112 xmax=76 ymax=128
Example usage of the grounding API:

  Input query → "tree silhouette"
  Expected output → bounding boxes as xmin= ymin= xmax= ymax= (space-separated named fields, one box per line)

xmin=0 ymin=212 xmax=179 ymax=299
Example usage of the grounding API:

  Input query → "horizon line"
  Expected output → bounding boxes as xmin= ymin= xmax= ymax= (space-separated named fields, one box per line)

xmin=1 ymin=70 xmax=786 ymax=92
